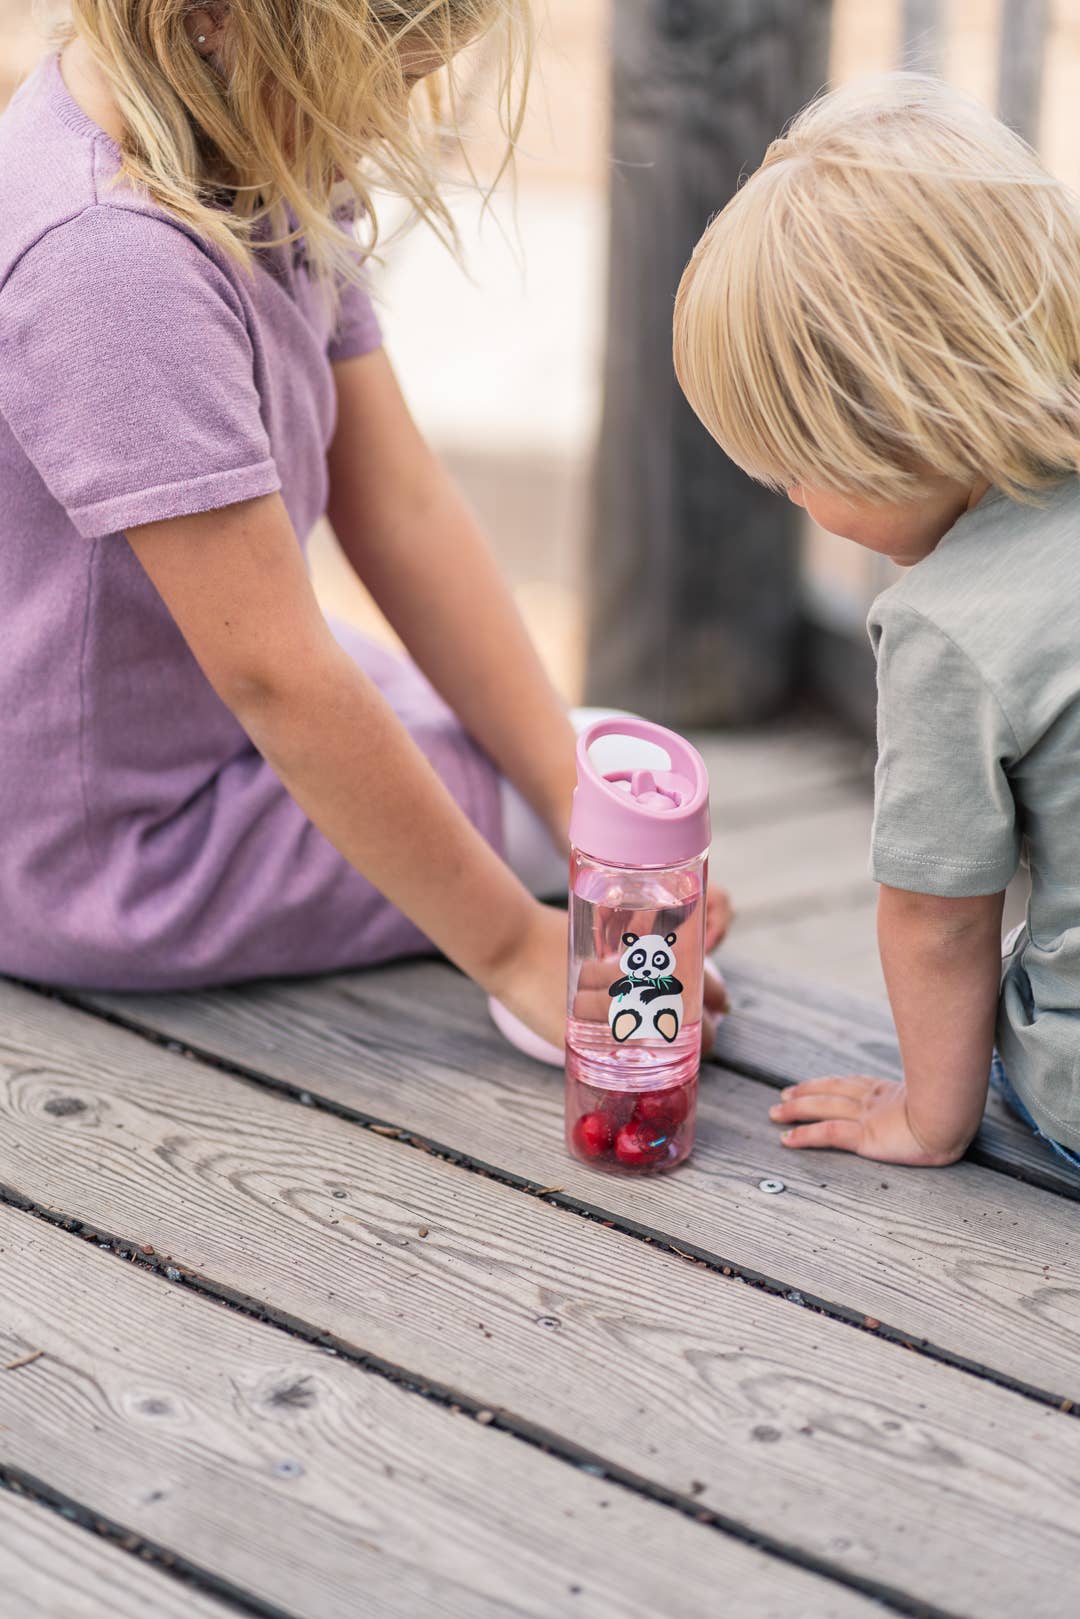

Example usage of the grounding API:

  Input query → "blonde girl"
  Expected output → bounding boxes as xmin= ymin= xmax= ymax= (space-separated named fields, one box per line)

xmin=675 ymin=73 xmax=1080 ymax=1168
xmin=0 ymin=1 xmax=729 ymax=1047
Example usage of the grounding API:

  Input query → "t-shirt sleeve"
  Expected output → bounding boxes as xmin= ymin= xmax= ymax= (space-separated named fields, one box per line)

xmin=328 ymin=268 xmax=382 ymax=364
xmin=0 ymin=205 xmax=281 ymax=538
xmin=868 ymin=597 xmax=1021 ymax=896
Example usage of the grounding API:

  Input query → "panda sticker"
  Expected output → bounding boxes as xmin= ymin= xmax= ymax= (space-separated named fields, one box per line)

xmin=608 ymin=932 xmax=684 ymax=1045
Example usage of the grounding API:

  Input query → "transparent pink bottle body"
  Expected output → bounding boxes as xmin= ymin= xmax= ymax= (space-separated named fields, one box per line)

xmin=565 ymin=847 xmax=707 ymax=1173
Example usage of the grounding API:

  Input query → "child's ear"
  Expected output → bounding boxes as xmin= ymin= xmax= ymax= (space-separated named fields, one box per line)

xmin=665 ymin=932 xmax=677 ymax=946
xmin=622 ymin=933 xmax=638 ymax=946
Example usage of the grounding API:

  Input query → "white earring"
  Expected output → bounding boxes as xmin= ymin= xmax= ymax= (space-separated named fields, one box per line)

xmin=196 ymin=34 xmax=207 ymax=46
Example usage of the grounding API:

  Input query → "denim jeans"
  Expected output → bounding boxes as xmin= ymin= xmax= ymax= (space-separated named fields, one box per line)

xmin=988 ymin=1053 xmax=1080 ymax=1172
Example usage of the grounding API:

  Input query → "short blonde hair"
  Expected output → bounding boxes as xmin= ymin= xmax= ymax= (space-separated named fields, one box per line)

xmin=66 ymin=1 xmax=532 ymax=293
xmin=673 ymin=73 xmax=1080 ymax=503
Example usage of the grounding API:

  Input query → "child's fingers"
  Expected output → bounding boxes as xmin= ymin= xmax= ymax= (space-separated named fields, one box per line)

xmin=571 ymin=987 xmax=611 ymax=1022
xmin=704 ymin=962 xmax=730 ymax=1015
xmin=578 ymin=960 xmax=616 ymax=991
xmin=780 ymin=1119 xmax=862 ymax=1152
xmin=705 ymin=890 xmax=734 ymax=949
xmin=769 ymin=1094 xmax=862 ymax=1123
xmin=780 ymin=1076 xmax=876 ymax=1102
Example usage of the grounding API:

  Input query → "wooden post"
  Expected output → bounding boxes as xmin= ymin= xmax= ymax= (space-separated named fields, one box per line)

xmin=997 ymin=0 xmax=1048 ymax=146
xmin=586 ymin=0 xmax=832 ymax=727
xmin=899 ymin=0 xmax=945 ymax=73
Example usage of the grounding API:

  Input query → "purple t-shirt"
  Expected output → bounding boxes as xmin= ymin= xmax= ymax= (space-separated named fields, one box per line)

xmin=0 ymin=54 xmax=500 ymax=988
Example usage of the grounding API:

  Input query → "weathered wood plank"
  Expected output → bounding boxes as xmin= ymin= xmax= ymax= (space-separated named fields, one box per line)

xmin=718 ymin=955 xmax=900 ymax=1081
xmin=4 ymin=983 xmax=1080 ymax=1619
xmin=0 ymin=1205 xmax=884 ymax=1619
xmin=67 ymin=964 xmax=1080 ymax=1387
xmin=731 ymin=895 xmax=886 ymax=1000
xmin=715 ymin=959 xmax=1080 ymax=1196
xmin=0 ymin=1487 xmax=237 ymax=1619
xmin=712 ymin=792 xmax=876 ymax=919
xmin=689 ymin=723 xmax=872 ymax=830
xmin=69 ymin=951 xmax=1080 ymax=1347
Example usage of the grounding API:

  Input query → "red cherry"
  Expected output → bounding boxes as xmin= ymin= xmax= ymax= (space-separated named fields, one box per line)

xmin=632 ymin=1087 xmax=690 ymax=1129
xmin=572 ymin=1111 xmax=616 ymax=1158
xmin=614 ymin=1119 xmax=670 ymax=1168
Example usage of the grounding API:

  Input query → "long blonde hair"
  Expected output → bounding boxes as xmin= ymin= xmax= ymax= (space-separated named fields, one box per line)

xmin=673 ymin=73 xmax=1080 ymax=503
xmin=65 ymin=0 xmax=533 ymax=289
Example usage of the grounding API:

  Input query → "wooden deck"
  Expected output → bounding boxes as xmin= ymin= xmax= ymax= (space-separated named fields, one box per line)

xmin=2 ymin=935 xmax=1079 ymax=1619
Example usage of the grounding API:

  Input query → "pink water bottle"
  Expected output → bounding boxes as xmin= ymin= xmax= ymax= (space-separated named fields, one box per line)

xmin=565 ymin=718 xmax=711 ymax=1173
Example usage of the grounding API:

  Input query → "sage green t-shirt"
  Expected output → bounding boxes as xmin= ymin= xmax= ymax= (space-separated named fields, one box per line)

xmin=868 ymin=475 xmax=1080 ymax=1152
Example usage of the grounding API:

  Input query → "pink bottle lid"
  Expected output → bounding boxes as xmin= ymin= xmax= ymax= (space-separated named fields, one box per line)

xmin=569 ymin=718 xmax=711 ymax=869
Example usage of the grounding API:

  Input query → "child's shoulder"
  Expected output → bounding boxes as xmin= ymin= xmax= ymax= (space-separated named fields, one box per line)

xmin=875 ymin=475 xmax=1080 ymax=645
xmin=0 ymin=54 xmax=219 ymax=304
xmin=870 ymin=476 xmax=1080 ymax=745
xmin=0 ymin=54 xmax=114 ymax=280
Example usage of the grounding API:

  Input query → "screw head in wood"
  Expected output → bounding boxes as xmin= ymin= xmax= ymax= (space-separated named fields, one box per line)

xmin=758 ymin=1178 xmax=786 ymax=1194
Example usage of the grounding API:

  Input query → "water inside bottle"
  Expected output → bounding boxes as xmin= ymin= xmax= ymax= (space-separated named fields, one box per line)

xmin=565 ymin=858 xmax=704 ymax=1171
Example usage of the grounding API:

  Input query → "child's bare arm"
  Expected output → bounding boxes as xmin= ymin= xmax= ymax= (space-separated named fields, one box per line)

xmin=324 ymin=351 xmax=738 ymax=950
xmin=125 ymin=493 xmax=568 ymax=1044
xmin=325 ymin=349 xmax=578 ymax=845
xmin=877 ymin=886 xmax=1005 ymax=1153
xmin=769 ymin=885 xmax=1005 ymax=1164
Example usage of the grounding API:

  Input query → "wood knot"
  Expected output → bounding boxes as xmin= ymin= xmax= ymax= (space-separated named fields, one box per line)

xmin=138 ymin=1398 xmax=172 ymax=1416
xmin=269 ymin=1377 xmax=316 ymax=1409
xmin=43 ymin=1096 xmax=87 ymax=1117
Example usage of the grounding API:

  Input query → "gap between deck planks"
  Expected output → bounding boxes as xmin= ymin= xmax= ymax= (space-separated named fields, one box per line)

xmin=74 ymin=947 xmax=1071 ymax=1198
xmin=2 ymin=981 xmax=1080 ymax=1619
xmin=65 ymin=960 xmax=1080 ymax=1395
xmin=0 ymin=1484 xmax=245 ymax=1619
xmin=0 ymin=1204 xmax=884 ymax=1619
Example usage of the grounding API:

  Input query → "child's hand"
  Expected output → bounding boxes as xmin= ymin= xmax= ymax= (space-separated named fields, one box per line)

xmin=706 ymin=885 xmax=734 ymax=950
xmin=768 ymin=1076 xmax=971 ymax=1166
xmin=704 ymin=959 xmax=731 ymax=1027
xmin=489 ymin=901 xmax=569 ymax=1053
xmin=495 ymin=901 xmax=732 ymax=1059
